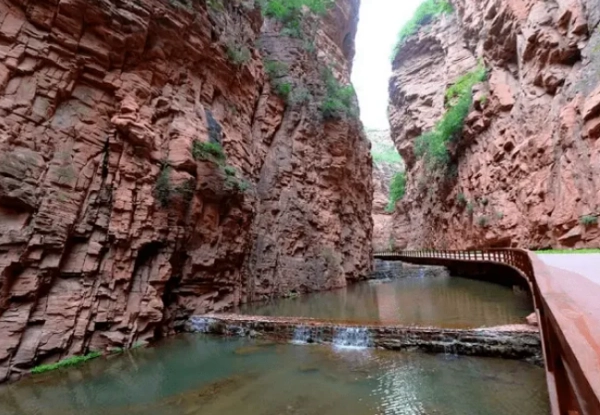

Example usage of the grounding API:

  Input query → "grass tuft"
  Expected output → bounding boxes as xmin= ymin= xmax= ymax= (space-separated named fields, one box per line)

xmin=31 ymin=352 xmax=102 ymax=374
xmin=535 ymin=249 xmax=600 ymax=254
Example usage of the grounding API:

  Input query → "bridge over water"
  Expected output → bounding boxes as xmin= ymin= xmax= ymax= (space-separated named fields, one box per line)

xmin=374 ymin=249 xmax=600 ymax=415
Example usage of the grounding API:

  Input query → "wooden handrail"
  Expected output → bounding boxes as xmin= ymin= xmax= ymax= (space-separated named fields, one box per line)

xmin=374 ymin=249 xmax=535 ymax=280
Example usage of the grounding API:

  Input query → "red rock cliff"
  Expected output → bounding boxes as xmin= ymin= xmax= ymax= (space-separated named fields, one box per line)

xmin=389 ymin=0 xmax=600 ymax=250
xmin=0 ymin=0 xmax=372 ymax=381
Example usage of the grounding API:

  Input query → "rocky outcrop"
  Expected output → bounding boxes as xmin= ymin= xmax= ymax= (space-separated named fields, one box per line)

xmin=367 ymin=129 xmax=403 ymax=250
xmin=388 ymin=0 xmax=600 ymax=249
xmin=0 ymin=0 xmax=372 ymax=381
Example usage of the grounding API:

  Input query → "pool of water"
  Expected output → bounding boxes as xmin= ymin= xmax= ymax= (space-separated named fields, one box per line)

xmin=238 ymin=274 xmax=533 ymax=328
xmin=0 ymin=335 xmax=549 ymax=415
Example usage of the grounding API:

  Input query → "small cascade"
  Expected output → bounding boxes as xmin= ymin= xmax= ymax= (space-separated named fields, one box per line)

xmin=442 ymin=342 xmax=458 ymax=358
xmin=418 ymin=268 xmax=425 ymax=278
xmin=187 ymin=317 xmax=217 ymax=333
xmin=292 ymin=326 xmax=312 ymax=344
xmin=333 ymin=327 xmax=372 ymax=349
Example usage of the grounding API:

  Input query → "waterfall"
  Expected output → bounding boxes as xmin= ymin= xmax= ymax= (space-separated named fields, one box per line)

xmin=333 ymin=327 xmax=372 ymax=349
xmin=292 ymin=326 xmax=311 ymax=344
xmin=187 ymin=317 xmax=217 ymax=333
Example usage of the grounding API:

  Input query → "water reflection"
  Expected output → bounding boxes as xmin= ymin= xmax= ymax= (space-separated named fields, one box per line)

xmin=0 ymin=335 xmax=549 ymax=415
xmin=239 ymin=274 xmax=533 ymax=327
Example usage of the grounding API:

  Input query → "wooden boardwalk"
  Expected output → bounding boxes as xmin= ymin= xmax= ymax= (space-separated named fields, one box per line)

xmin=374 ymin=249 xmax=600 ymax=415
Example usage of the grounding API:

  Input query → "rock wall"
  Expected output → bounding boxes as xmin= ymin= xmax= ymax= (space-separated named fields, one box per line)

xmin=0 ymin=0 xmax=372 ymax=381
xmin=367 ymin=129 xmax=403 ymax=250
xmin=388 ymin=0 xmax=600 ymax=249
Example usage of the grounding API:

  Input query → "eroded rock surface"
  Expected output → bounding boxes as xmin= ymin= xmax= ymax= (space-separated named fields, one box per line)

xmin=0 ymin=0 xmax=372 ymax=381
xmin=367 ymin=129 xmax=403 ymax=250
xmin=388 ymin=0 xmax=600 ymax=249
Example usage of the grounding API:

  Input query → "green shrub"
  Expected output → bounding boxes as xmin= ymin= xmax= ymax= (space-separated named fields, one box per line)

xmin=385 ymin=172 xmax=407 ymax=212
xmin=207 ymin=0 xmax=224 ymax=11
xmin=457 ymin=193 xmax=467 ymax=205
xmin=466 ymin=202 xmax=474 ymax=214
xmin=477 ymin=216 xmax=489 ymax=227
xmin=224 ymin=165 xmax=237 ymax=176
xmin=192 ymin=141 xmax=226 ymax=163
xmin=580 ymin=215 xmax=598 ymax=226
xmin=495 ymin=211 xmax=504 ymax=219
xmin=392 ymin=0 xmax=453 ymax=59
xmin=222 ymin=165 xmax=251 ymax=193
xmin=31 ymin=352 xmax=102 ymax=374
xmin=227 ymin=43 xmax=251 ymax=66
xmin=289 ymin=87 xmax=312 ymax=105
xmin=258 ymin=0 xmax=333 ymax=37
xmin=413 ymin=64 xmax=486 ymax=170
xmin=480 ymin=197 xmax=488 ymax=206
xmin=445 ymin=64 xmax=487 ymax=105
xmin=320 ymin=67 xmax=356 ymax=119
xmin=154 ymin=164 xmax=172 ymax=207
xmin=275 ymin=81 xmax=292 ymax=99
xmin=264 ymin=60 xmax=289 ymax=79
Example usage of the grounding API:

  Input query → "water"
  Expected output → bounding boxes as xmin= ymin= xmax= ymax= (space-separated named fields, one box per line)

xmin=292 ymin=325 xmax=312 ymax=344
xmin=238 ymin=274 xmax=533 ymax=328
xmin=0 ymin=335 xmax=549 ymax=415
xmin=333 ymin=327 xmax=372 ymax=348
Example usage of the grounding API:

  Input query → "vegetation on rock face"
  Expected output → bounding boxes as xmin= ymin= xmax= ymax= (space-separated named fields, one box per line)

xmin=154 ymin=163 xmax=173 ymax=207
xmin=192 ymin=141 xmax=226 ymax=163
xmin=31 ymin=352 xmax=102 ymax=374
xmin=226 ymin=43 xmax=251 ymax=66
xmin=367 ymin=129 xmax=403 ymax=165
xmin=414 ymin=64 xmax=486 ymax=171
xmin=579 ymin=215 xmax=598 ymax=226
xmin=386 ymin=172 xmax=407 ymax=212
xmin=320 ymin=67 xmax=356 ymax=119
xmin=259 ymin=0 xmax=333 ymax=38
xmin=392 ymin=0 xmax=453 ymax=59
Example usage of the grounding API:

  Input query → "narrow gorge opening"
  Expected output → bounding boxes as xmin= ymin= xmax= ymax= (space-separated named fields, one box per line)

xmin=0 ymin=0 xmax=599 ymax=413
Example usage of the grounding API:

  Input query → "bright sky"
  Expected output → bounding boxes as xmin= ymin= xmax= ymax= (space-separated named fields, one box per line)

xmin=351 ymin=0 xmax=422 ymax=130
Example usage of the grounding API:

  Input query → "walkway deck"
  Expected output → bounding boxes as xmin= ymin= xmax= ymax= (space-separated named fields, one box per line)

xmin=374 ymin=249 xmax=600 ymax=415
xmin=538 ymin=253 xmax=600 ymax=285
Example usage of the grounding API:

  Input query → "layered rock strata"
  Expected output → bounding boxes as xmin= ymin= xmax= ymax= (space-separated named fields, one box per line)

xmin=0 ymin=0 xmax=372 ymax=381
xmin=389 ymin=0 xmax=600 ymax=249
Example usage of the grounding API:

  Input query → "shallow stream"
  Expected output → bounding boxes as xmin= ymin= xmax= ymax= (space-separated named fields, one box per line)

xmin=0 ymin=335 xmax=549 ymax=415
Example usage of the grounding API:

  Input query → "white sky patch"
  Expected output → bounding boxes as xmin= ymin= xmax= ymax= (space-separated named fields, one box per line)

xmin=351 ymin=0 xmax=423 ymax=130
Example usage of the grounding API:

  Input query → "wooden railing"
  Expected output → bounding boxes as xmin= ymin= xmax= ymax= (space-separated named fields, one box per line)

xmin=374 ymin=249 xmax=600 ymax=415
xmin=374 ymin=249 xmax=534 ymax=280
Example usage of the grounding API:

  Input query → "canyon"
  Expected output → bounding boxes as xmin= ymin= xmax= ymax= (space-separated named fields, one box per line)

xmin=0 ymin=0 xmax=372 ymax=381
xmin=388 ymin=0 xmax=600 ymax=250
